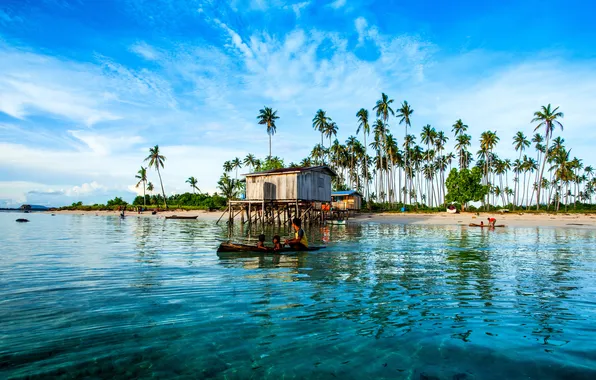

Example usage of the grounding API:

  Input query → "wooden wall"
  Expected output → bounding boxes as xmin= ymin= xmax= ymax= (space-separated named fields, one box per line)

xmin=246 ymin=173 xmax=297 ymax=200
xmin=297 ymin=170 xmax=332 ymax=202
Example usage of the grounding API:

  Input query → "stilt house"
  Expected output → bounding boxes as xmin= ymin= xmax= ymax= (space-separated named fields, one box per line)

xmin=331 ymin=190 xmax=362 ymax=210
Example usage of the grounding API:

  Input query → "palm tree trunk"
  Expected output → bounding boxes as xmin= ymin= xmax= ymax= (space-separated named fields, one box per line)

xmin=269 ymin=134 xmax=272 ymax=158
xmin=157 ymin=166 xmax=168 ymax=209
xmin=536 ymin=132 xmax=551 ymax=210
xmin=364 ymin=133 xmax=369 ymax=206
xmin=143 ymin=180 xmax=146 ymax=207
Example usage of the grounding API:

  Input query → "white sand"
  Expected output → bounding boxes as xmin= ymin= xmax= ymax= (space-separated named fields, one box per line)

xmin=351 ymin=212 xmax=596 ymax=229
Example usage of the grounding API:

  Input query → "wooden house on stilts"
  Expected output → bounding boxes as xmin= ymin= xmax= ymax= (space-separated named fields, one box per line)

xmin=224 ymin=166 xmax=337 ymax=225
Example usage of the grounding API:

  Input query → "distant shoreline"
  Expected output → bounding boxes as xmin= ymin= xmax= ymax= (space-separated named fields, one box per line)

xmin=44 ymin=209 xmax=596 ymax=229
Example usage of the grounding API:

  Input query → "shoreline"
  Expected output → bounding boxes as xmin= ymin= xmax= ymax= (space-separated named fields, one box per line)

xmin=44 ymin=210 xmax=596 ymax=229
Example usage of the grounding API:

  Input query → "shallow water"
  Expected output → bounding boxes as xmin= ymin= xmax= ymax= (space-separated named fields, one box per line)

xmin=1 ymin=212 xmax=596 ymax=379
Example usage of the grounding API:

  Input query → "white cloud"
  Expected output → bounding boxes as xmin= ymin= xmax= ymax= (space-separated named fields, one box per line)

xmin=69 ymin=130 xmax=145 ymax=155
xmin=330 ymin=0 xmax=346 ymax=9
xmin=130 ymin=42 xmax=160 ymax=60
xmin=213 ymin=19 xmax=254 ymax=59
xmin=288 ymin=1 xmax=310 ymax=17
xmin=64 ymin=181 xmax=107 ymax=196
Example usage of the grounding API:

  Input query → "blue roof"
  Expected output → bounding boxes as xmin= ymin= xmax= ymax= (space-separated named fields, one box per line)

xmin=332 ymin=190 xmax=362 ymax=197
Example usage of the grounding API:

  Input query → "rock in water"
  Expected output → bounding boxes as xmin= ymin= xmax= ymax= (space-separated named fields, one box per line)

xmin=16 ymin=218 xmax=29 ymax=223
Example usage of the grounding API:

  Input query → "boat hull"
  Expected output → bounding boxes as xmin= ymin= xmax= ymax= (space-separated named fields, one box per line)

xmin=217 ymin=242 xmax=324 ymax=253
xmin=468 ymin=223 xmax=505 ymax=228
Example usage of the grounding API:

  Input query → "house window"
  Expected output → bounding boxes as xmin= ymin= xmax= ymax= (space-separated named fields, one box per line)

xmin=318 ymin=175 xmax=324 ymax=188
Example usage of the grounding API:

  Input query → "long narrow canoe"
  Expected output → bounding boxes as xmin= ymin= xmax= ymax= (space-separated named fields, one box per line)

xmin=217 ymin=242 xmax=324 ymax=253
xmin=165 ymin=215 xmax=198 ymax=220
xmin=469 ymin=223 xmax=505 ymax=228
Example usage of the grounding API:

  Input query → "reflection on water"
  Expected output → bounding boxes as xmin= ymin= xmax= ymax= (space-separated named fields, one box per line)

xmin=1 ymin=213 xmax=596 ymax=379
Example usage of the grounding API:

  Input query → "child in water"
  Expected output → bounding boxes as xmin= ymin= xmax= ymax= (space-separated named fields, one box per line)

xmin=256 ymin=234 xmax=268 ymax=251
xmin=284 ymin=218 xmax=309 ymax=250
xmin=272 ymin=235 xmax=282 ymax=252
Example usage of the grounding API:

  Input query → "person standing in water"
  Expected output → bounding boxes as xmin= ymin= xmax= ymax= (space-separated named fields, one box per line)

xmin=285 ymin=218 xmax=308 ymax=250
xmin=487 ymin=217 xmax=496 ymax=228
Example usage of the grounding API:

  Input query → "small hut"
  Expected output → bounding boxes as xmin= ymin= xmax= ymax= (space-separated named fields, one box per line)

xmin=225 ymin=166 xmax=337 ymax=225
xmin=245 ymin=166 xmax=336 ymax=202
xmin=331 ymin=190 xmax=362 ymax=210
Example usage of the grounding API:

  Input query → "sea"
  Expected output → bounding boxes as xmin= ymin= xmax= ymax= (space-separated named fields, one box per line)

xmin=1 ymin=212 xmax=595 ymax=379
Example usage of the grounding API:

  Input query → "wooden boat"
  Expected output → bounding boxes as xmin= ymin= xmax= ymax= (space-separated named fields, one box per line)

xmin=165 ymin=215 xmax=198 ymax=220
xmin=217 ymin=242 xmax=324 ymax=253
xmin=468 ymin=223 xmax=505 ymax=228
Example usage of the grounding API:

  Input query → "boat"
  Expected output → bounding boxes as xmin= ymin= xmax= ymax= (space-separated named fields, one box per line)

xmin=165 ymin=215 xmax=198 ymax=220
xmin=468 ymin=223 xmax=505 ymax=228
xmin=217 ymin=242 xmax=324 ymax=253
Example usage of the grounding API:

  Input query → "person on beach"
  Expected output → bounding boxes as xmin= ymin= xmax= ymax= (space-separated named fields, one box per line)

xmin=285 ymin=218 xmax=308 ymax=250
xmin=487 ymin=217 xmax=496 ymax=228
xmin=272 ymin=235 xmax=282 ymax=251
xmin=256 ymin=234 xmax=268 ymax=251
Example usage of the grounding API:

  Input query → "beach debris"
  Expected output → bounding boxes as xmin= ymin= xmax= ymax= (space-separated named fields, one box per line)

xmin=15 ymin=218 xmax=29 ymax=223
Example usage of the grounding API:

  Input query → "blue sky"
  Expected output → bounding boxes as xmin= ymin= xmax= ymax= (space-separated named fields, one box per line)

xmin=1 ymin=0 xmax=595 ymax=206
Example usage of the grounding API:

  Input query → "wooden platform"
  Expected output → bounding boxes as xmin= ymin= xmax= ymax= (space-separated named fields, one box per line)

xmin=217 ymin=199 xmax=355 ymax=226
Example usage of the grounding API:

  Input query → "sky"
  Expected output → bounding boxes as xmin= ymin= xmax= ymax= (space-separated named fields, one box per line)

xmin=1 ymin=0 xmax=595 ymax=207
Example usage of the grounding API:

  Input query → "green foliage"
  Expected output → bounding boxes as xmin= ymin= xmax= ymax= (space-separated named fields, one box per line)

xmin=259 ymin=156 xmax=285 ymax=171
xmin=106 ymin=197 xmax=128 ymax=207
xmin=445 ymin=167 xmax=489 ymax=210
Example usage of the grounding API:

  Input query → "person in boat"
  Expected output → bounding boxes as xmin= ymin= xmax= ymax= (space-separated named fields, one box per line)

xmin=487 ymin=217 xmax=496 ymax=228
xmin=285 ymin=218 xmax=308 ymax=250
xmin=272 ymin=235 xmax=282 ymax=252
xmin=256 ymin=234 xmax=269 ymax=251
xmin=480 ymin=221 xmax=484 ymax=227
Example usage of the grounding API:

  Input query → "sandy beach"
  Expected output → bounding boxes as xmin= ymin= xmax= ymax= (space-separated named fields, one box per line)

xmin=351 ymin=211 xmax=596 ymax=229
xmin=48 ymin=209 xmax=596 ymax=229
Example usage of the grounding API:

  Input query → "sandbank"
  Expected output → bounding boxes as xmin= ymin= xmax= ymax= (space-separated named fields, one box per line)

xmin=351 ymin=212 xmax=596 ymax=229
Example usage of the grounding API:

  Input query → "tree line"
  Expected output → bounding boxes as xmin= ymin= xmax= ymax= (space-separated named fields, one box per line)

xmin=218 ymin=98 xmax=593 ymax=212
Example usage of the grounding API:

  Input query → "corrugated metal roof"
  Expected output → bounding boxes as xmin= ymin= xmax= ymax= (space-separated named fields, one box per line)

xmin=244 ymin=165 xmax=337 ymax=177
xmin=332 ymin=190 xmax=362 ymax=197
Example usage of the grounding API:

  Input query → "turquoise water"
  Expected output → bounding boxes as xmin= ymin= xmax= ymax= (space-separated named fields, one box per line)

xmin=1 ymin=213 xmax=596 ymax=379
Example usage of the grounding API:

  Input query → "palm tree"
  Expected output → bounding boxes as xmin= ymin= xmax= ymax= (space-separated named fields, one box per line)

xmin=513 ymin=131 xmax=530 ymax=207
xmin=452 ymin=119 xmax=468 ymax=137
xmin=135 ymin=166 xmax=147 ymax=207
xmin=313 ymin=109 xmax=330 ymax=147
xmin=217 ymin=173 xmax=238 ymax=200
xmin=455 ymin=134 xmax=472 ymax=169
xmin=324 ymin=121 xmax=338 ymax=152
xmin=531 ymin=104 xmax=564 ymax=209
xmin=479 ymin=131 xmax=500 ymax=208
xmin=421 ymin=124 xmax=436 ymax=206
xmin=257 ymin=106 xmax=279 ymax=158
xmin=223 ymin=160 xmax=233 ymax=173
xmin=186 ymin=176 xmax=200 ymax=194
xmin=144 ymin=145 xmax=168 ymax=208
xmin=146 ymin=182 xmax=154 ymax=193
xmin=231 ymin=157 xmax=242 ymax=180
xmin=356 ymin=108 xmax=370 ymax=202
xmin=397 ymin=100 xmax=413 ymax=204
xmin=243 ymin=153 xmax=257 ymax=172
